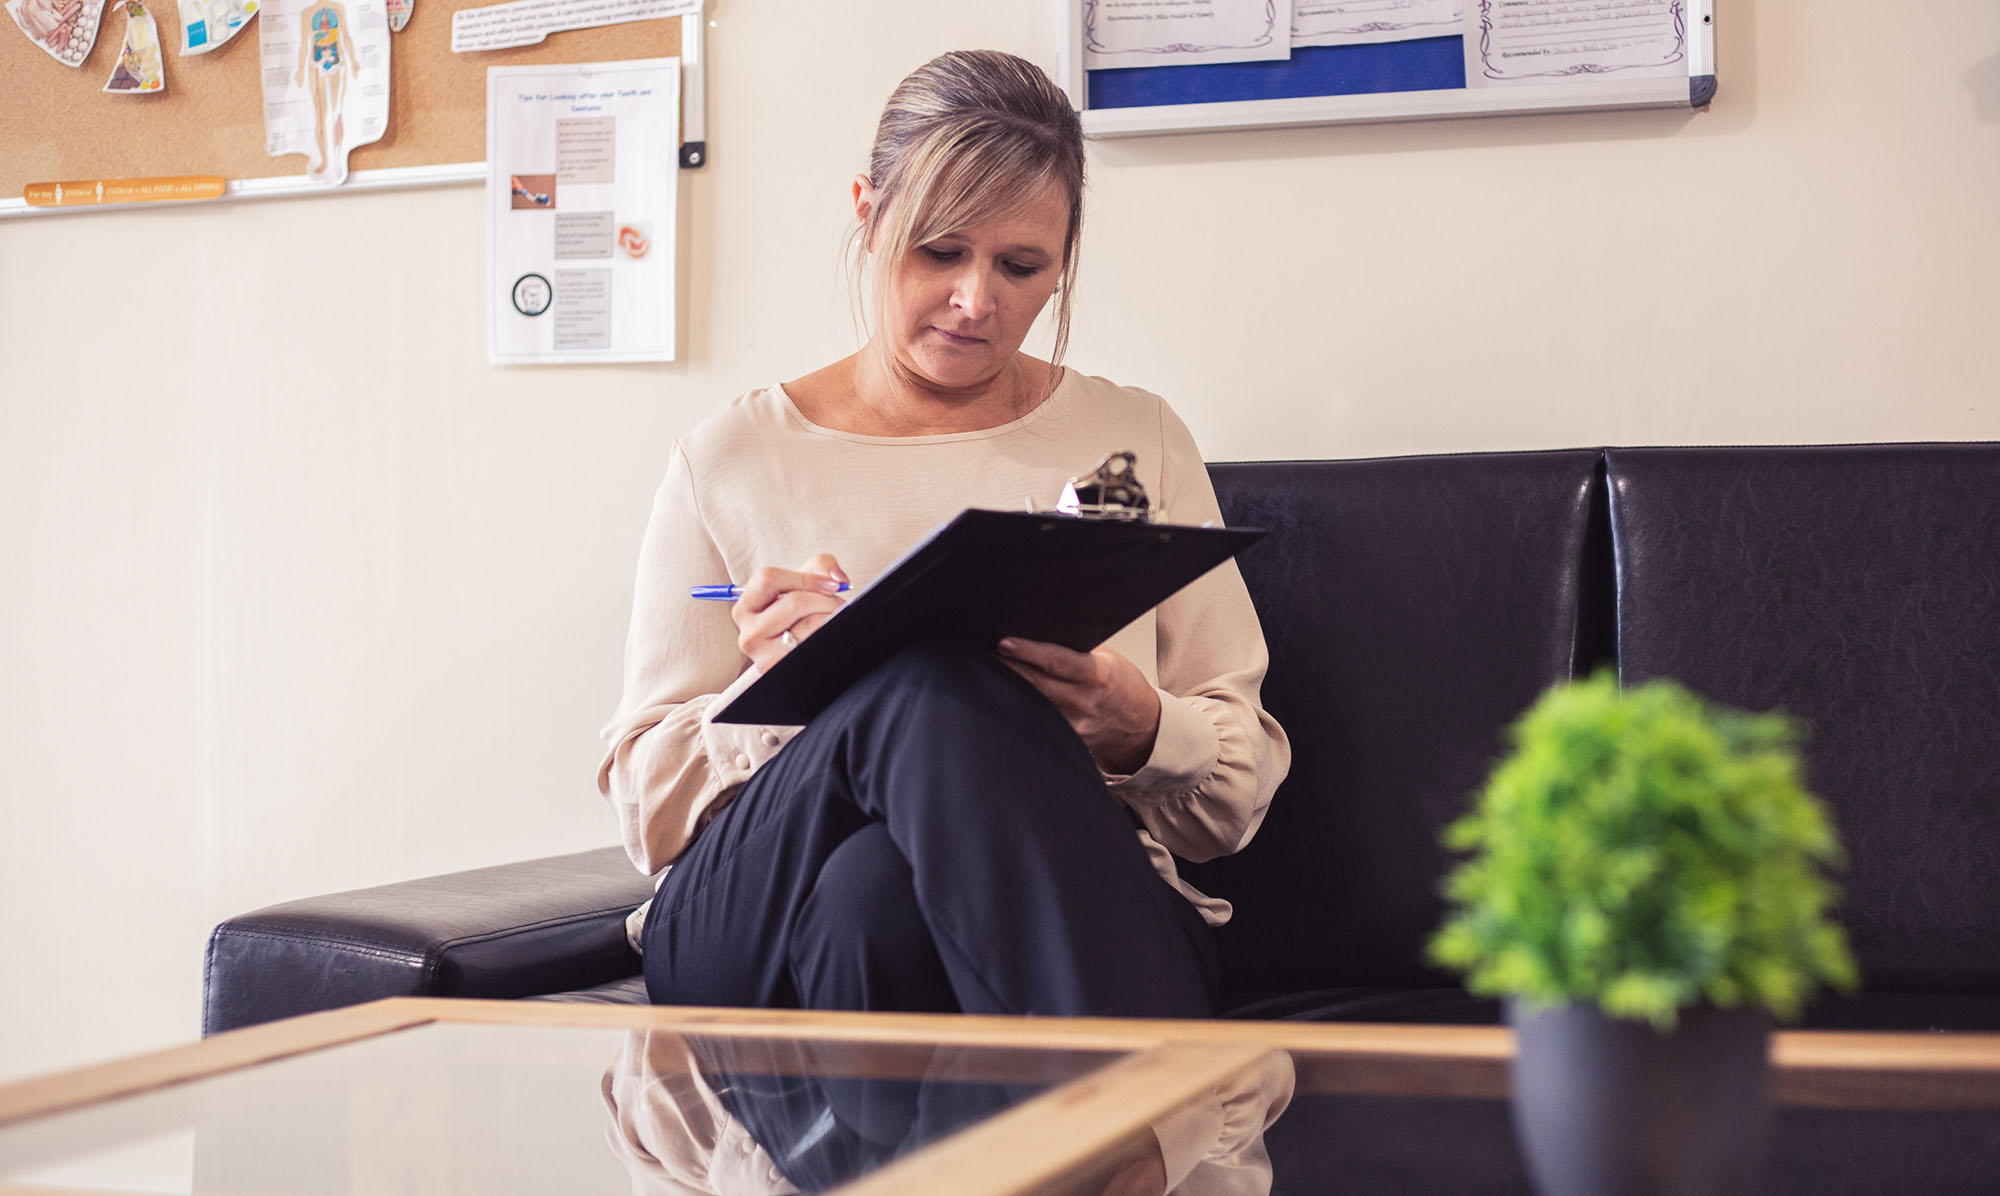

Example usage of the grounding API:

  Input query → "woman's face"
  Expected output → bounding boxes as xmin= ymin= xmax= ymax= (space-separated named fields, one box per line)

xmin=867 ymin=179 xmax=1069 ymax=395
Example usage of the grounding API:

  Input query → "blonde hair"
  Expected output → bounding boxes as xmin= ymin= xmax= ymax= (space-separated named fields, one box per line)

xmin=851 ymin=50 xmax=1086 ymax=387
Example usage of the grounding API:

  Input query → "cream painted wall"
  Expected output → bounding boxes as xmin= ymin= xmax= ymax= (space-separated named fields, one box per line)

xmin=3 ymin=0 xmax=1998 ymax=1102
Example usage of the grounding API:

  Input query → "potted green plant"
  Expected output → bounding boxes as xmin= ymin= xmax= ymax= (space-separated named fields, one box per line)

xmin=1429 ymin=672 xmax=1858 ymax=1196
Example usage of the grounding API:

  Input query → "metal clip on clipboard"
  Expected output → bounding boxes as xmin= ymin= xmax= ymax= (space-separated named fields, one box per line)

xmin=1054 ymin=451 xmax=1159 ymax=523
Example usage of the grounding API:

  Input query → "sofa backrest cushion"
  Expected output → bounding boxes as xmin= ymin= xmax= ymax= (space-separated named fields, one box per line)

xmin=1187 ymin=451 xmax=1610 ymax=996
xmin=1606 ymin=444 xmax=2000 ymax=995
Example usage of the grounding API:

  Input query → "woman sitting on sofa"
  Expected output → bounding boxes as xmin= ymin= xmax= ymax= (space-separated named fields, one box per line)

xmin=596 ymin=49 xmax=1290 ymax=1024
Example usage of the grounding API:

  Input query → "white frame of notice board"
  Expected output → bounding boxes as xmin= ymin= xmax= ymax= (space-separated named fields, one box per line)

xmin=1058 ymin=0 xmax=1717 ymax=138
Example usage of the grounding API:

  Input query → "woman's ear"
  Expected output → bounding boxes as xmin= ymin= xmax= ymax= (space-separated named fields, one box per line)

xmin=852 ymin=175 xmax=878 ymax=244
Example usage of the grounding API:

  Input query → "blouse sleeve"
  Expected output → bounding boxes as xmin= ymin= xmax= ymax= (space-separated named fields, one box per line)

xmin=1102 ymin=401 xmax=1292 ymax=864
xmin=596 ymin=443 xmax=799 ymax=874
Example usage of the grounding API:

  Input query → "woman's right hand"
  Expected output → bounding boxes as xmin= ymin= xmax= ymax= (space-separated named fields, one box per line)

xmin=733 ymin=553 xmax=849 ymax=672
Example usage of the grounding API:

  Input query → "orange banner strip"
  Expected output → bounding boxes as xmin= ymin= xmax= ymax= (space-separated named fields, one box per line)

xmin=23 ymin=175 xmax=228 ymax=207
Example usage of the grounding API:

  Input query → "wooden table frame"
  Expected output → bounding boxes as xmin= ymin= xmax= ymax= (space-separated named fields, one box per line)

xmin=4 ymin=999 xmax=1997 ymax=1196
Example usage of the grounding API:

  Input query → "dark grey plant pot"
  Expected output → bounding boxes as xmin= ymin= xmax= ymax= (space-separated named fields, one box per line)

xmin=1508 ymin=1000 xmax=1773 ymax=1196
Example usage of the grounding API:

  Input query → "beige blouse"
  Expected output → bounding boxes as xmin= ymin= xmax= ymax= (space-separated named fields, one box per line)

xmin=596 ymin=370 xmax=1290 ymax=925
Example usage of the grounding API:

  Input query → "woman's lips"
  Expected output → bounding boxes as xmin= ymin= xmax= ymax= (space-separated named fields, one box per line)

xmin=932 ymin=327 xmax=985 ymax=346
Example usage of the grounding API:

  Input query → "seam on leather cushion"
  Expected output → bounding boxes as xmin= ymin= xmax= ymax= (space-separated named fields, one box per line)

xmin=209 ymin=924 xmax=431 ymax=966
xmin=426 ymin=903 xmax=645 ymax=952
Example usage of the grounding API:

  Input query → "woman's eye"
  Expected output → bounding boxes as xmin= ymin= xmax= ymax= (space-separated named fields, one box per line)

xmin=1005 ymin=261 xmax=1044 ymax=278
xmin=921 ymin=247 xmax=960 ymax=263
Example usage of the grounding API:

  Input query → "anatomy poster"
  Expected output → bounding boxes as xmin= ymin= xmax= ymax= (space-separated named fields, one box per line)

xmin=487 ymin=59 xmax=679 ymax=365
xmin=258 ymin=0 xmax=391 ymax=186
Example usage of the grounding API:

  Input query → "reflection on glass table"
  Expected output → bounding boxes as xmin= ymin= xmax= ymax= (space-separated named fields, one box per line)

xmin=602 ymin=1029 xmax=1294 ymax=1196
xmin=0 ymin=1015 xmax=1292 ymax=1196
xmin=4 ymin=1002 xmax=1991 ymax=1196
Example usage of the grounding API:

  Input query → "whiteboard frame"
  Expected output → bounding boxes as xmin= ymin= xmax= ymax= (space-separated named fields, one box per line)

xmin=1058 ymin=0 xmax=1716 ymax=138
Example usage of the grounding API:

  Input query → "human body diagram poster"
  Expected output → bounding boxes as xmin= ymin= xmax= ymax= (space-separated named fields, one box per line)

xmin=487 ymin=60 xmax=679 ymax=365
xmin=258 ymin=0 xmax=391 ymax=185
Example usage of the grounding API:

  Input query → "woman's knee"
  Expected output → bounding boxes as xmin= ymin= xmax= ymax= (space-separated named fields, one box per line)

xmin=790 ymin=639 xmax=1111 ymax=841
xmin=790 ymin=826 xmax=954 ymax=1011
xmin=797 ymin=825 xmax=931 ymax=953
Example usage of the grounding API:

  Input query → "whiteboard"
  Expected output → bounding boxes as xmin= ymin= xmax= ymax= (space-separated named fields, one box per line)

xmin=1058 ymin=0 xmax=1716 ymax=138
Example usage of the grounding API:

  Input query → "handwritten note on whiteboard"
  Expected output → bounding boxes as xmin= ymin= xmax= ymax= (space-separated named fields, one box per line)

xmin=1293 ymin=1 xmax=1459 ymax=49
xmin=1083 ymin=0 xmax=1293 ymax=70
xmin=1467 ymin=0 xmax=1686 ymax=84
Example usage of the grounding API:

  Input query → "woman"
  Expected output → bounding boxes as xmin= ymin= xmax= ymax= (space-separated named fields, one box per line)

xmin=598 ymin=50 xmax=1289 ymax=1021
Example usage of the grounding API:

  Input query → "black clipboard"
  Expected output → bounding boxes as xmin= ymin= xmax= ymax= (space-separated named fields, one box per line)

xmin=712 ymin=509 xmax=1266 ymax=725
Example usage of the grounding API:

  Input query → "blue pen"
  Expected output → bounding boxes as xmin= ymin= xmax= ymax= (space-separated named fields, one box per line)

xmin=690 ymin=582 xmax=851 ymax=602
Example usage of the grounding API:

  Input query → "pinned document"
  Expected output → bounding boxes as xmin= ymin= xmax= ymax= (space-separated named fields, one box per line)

xmin=102 ymin=0 xmax=164 ymax=93
xmin=6 ymin=0 xmax=107 ymax=66
xmin=1465 ymin=0 xmax=1687 ymax=85
xmin=178 ymin=0 xmax=256 ymax=53
xmin=258 ymin=0 xmax=392 ymax=185
xmin=487 ymin=60 xmax=679 ymax=364
xmin=1083 ymin=0 xmax=1291 ymax=70
xmin=451 ymin=0 xmax=696 ymax=53
xmin=1293 ymin=1 xmax=1460 ymax=48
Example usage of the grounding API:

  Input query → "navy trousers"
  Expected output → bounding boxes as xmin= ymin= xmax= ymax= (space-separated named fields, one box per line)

xmin=641 ymin=640 xmax=1218 ymax=1018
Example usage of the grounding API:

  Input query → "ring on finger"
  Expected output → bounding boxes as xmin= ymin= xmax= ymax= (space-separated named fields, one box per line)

xmin=779 ymin=629 xmax=797 ymax=649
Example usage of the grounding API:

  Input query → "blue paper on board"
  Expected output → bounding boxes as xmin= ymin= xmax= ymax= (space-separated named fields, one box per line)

xmin=1087 ymin=38 xmax=1466 ymax=110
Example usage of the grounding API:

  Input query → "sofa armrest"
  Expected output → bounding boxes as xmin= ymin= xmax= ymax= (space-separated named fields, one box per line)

xmin=202 ymin=847 xmax=655 ymax=1035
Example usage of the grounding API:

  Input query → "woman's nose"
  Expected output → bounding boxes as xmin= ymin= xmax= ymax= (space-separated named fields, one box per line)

xmin=950 ymin=266 xmax=997 ymax=319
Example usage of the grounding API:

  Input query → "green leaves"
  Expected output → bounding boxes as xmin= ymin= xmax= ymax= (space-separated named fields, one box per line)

xmin=1429 ymin=672 xmax=1858 ymax=1029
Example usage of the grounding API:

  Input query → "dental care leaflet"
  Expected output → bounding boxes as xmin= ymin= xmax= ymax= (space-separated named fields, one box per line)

xmin=487 ymin=60 xmax=679 ymax=364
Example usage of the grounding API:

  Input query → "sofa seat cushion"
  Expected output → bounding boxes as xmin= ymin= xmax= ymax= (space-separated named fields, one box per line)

xmin=204 ymin=847 xmax=655 ymax=1035
xmin=535 ymin=975 xmax=651 ymax=1005
xmin=1220 ymin=988 xmax=1502 ymax=1024
xmin=1792 ymin=992 xmax=2000 ymax=1033
xmin=1218 ymin=987 xmax=2000 ymax=1033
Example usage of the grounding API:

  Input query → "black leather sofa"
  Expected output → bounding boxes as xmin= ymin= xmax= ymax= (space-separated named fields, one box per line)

xmin=203 ymin=444 xmax=2000 ymax=1037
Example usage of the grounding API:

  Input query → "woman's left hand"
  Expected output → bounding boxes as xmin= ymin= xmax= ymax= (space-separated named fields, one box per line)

xmin=996 ymin=638 xmax=1161 ymax=775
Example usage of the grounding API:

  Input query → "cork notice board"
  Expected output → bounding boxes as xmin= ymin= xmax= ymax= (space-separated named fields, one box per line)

xmin=0 ymin=1 xmax=682 ymax=200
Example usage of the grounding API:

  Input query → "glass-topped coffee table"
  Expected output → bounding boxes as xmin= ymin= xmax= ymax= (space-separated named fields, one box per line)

xmin=1 ymin=999 xmax=1994 ymax=1195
